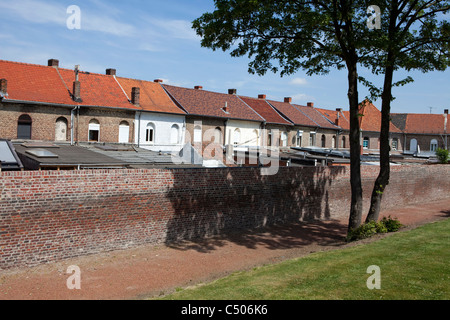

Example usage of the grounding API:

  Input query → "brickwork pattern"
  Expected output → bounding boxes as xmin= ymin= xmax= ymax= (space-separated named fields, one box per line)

xmin=1 ymin=165 xmax=449 ymax=269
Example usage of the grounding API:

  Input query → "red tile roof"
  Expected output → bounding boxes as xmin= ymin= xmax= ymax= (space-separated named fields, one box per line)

xmin=316 ymin=108 xmax=350 ymax=130
xmin=267 ymin=100 xmax=318 ymax=127
xmin=57 ymin=68 xmax=138 ymax=110
xmin=292 ymin=104 xmax=340 ymax=130
xmin=358 ymin=100 xmax=402 ymax=133
xmin=116 ymin=77 xmax=185 ymax=114
xmin=162 ymin=85 xmax=264 ymax=121
xmin=391 ymin=113 xmax=446 ymax=134
xmin=0 ymin=60 xmax=75 ymax=105
xmin=239 ymin=96 xmax=292 ymax=126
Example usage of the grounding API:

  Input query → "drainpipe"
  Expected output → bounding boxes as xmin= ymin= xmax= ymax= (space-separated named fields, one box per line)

xmin=71 ymin=106 xmax=79 ymax=146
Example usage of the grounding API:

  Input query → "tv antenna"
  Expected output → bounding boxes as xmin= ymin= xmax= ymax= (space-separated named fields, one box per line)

xmin=428 ymin=106 xmax=434 ymax=114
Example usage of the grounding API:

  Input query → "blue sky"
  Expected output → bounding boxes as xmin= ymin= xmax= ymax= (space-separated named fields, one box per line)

xmin=0 ymin=0 xmax=448 ymax=114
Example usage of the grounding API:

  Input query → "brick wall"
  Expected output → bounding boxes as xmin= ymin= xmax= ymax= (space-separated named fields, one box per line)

xmin=1 ymin=165 xmax=449 ymax=269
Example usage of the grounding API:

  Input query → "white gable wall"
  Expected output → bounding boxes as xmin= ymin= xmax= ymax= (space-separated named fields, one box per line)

xmin=135 ymin=112 xmax=186 ymax=153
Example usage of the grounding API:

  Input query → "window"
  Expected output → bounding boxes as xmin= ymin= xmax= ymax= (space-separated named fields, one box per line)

xmin=145 ymin=123 xmax=155 ymax=143
xmin=88 ymin=119 xmax=100 ymax=142
xmin=253 ymin=129 xmax=259 ymax=145
xmin=296 ymin=131 xmax=303 ymax=147
xmin=410 ymin=138 xmax=418 ymax=152
xmin=430 ymin=139 xmax=438 ymax=152
xmin=321 ymin=135 xmax=326 ymax=148
xmin=363 ymin=137 xmax=370 ymax=149
xmin=17 ymin=114 xmax=32 ymax=140
xmin=193 ymin=125 xmax=202 ymax=143
xmin=342 ymin=136 xmax=346 ymax=148
xmin=392 ymin=138 xmax=398 ymax=151
xmin=55 ymin=117 xmax=68 ymax=141
xmin=309 ymin=132 xmax=316 ymax=146
xmin=213 ymin=127 xmax=222 ymax=144
xmin=119 ymin=121 xmax=130 ymax=143
xmin=233 ymin=128 xmax=241 ymax=146
xmin=170 ymin=124 xmax=180 ymax=144
xmin=281 ymin=132 xmax=288 ymax=147
xmin=332 ymin=136 xmax=336 ymax=149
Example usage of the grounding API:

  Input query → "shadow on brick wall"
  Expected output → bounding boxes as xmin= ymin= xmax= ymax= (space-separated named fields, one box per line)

xmin=164 ymin=166 xmax=346 ymax=252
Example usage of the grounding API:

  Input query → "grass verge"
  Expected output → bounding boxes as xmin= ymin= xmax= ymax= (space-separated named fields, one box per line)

xmin=159 ymin=218 xmax=449 ymax=300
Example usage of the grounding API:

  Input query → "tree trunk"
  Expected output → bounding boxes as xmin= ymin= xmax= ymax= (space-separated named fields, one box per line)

xmin=347 ymin=60 xmax=363 ymax=232
xmin=365 ymin=62 xmax=395 ymax=223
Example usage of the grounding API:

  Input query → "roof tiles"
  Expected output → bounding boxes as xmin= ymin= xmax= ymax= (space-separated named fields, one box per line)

xmin=239 ymin=96 xmax=292 ymax=125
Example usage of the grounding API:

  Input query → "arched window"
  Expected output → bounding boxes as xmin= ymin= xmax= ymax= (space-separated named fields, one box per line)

xmin=410 ymin=138 xmax=418 ymax=152
xmin=213 ymin=127 xmax=222 ymax=144
xmin=170 ymin=124 xmax=180 ymax=144
xmin=321 ymin=134 xmax=326 ymax=148
xmin=233 ymin=128 xmax=241 ymax=146
xmin=88 ymin=119 xmax=100 ymax=142
xmin=55 ymin=117 xmax=68 ymax=141
xmin=146 ymin=122 xmax=155 ymax=143
xmin=341 ymin=136 xmax=346 ymax=148
xmin=332 ymin=136 xmax=336 ymax=149
xmin=281 ymin=132 xmax=288 ymax=147
xmin=363 ymin=137 xmax=370 ymax=149
xmin=193 ymin=125 xmax=202 ymax=143
xmin=119 ymin=121 xmax=130 ymax=143
xmin=253 ymin=129 xmax=260 ymax=146
xmin=392 ymin=138 xmax=399 ymax=151
xmin=17 ymin=114 xmax=32 ymax=140
xmin=430 ymin=139 xmax=438 ymax=152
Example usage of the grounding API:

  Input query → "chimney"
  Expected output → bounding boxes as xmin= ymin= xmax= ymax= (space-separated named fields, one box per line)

xmin=131 ymin=87 xmax=140 ymax=105
xmin=154 ymin=79 xmax=163 ymax=83
xmin=228 ymin=89 xmax=237 ymax=95
xmin=48 ymin=59 xmax=59 ymax=67
xmin=72 ymin=65 xmax=82 ymax=102
xmin=0 ymin=79 xmax=7 ymax=96
xmin=223 ymin=101 xmax=229 ymax=113
xmin=445 ymin=109 xmax=449 ymax=115
xmin=194 ymin=86 xmax=203 ymax=90
xmin=336 ymin=108 xmax=343 ymax=112
xmin=284 ymin=97 xmax=292 ymax=103
xmin=106 ymin=68 xmax=116 ymax=76
xmin=258 ymin=94 xmax=266 ymax=99
xmin=307 ymin=102 xmax=314 ymax=107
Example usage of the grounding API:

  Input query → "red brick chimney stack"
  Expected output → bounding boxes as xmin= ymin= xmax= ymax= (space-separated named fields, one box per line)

xmin=72 ymin=65 xmax=82 ymax=102
xmin=194 ymin=86 xmax=203 ymax=90
xmin=228 ymin=89 xmax=237 ymax=95
xmin=258 ymin=94 xmax=266 ymax=99
xmin=154 ymin=79 xmax=163 ymax=83
xmin=106 ymin=68 xmax=116 ymax=76
xmin=307 ymin=102 xmax=314 ymax=107
xmin=48 ymin=59 xmax=59 ymax=67
xmin=0 ymin=79 xmax=7 ymax=95
xmin=131 ymin=87 xmax=140 ymax=105
xmin=284 ymin=97 xmax=292 ymax=103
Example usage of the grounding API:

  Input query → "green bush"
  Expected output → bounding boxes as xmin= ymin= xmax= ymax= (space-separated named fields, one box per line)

xmin=346 ymin=216 xmax=403 ymax=242
xmin=435 ymin=148 xmax=449 ymax=164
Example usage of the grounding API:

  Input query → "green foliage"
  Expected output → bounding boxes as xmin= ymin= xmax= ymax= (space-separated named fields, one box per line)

xmin=346 ymin=216 xmax=403 ymax=242
xmin=436 ymin=148 xmax=449 ymax=164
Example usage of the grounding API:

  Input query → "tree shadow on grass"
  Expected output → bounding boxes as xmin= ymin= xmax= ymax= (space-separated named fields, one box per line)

xmin=164 ymin=166 xmax=346 ymax=253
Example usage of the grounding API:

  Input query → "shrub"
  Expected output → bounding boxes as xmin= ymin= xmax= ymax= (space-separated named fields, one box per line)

xmin=435 ymin=148 xmax=449 ymax=164
xmin=346 ymin=216 xmax=403 ymax=242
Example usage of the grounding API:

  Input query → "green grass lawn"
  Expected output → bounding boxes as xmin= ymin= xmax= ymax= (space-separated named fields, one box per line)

xmin=159 ymin=218 xmax=449 ymax=300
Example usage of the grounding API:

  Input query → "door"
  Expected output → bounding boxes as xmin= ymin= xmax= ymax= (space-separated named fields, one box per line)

xmin=410 ymin=139 xmax=417 ymax=152
xmin=119 ymin=121 xmax=130 ymax=143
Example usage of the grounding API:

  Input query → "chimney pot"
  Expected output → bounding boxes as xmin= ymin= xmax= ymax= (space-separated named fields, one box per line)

xmin=258 ymin=94 xmax=266 ymax=99
xmin=307 ymin=102 xmax=314 ymax=107
xmin=106 ymin=68 xmax=116 ymax=76
xmin=194 ymin=86 xmax=203 ymax=90
xmin=445 ymin=109 xmax=449 ymax=115
xmin=154 ymin=79 xmax=163 ymax=83
xmin=228 ymin=89 xmax=237 ymax=95
xmin=48 ymin=59 xmax=59 ymax=67
xmin=0 ymin=79 xmax=7 ymax=95
xmin=131 ymin=87 xmax=140 ymax=105
xmin=336 ymin=108 xmax=343 ymax=112
xmin=284 ymin=97 xmax=292 ymax=103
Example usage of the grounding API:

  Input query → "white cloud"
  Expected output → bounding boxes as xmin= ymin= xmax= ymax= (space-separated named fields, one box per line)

xmin=292 ymin=93 xmax=315 ymax=103
xmin=290 ymin=77 xmax=308 ymax=86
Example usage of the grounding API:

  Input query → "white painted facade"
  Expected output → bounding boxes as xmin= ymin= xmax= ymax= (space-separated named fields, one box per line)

xmin=226 ymin=119 xmax=262 ymax=150
xmin=135 ymin=112 xmax=186 ymax=153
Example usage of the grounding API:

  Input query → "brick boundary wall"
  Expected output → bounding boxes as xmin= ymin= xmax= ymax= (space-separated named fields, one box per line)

xmin=1 ymin=165 xmax=449 ymax=269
